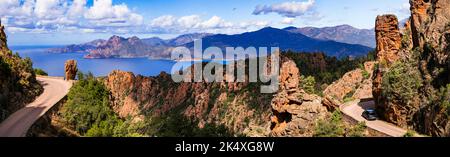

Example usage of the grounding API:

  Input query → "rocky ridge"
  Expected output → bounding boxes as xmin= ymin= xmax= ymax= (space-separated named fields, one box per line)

xmin=324 ymin=61 xmax=376 ymax=104
xmin=372 ymin=0 xmax=450 ymax=136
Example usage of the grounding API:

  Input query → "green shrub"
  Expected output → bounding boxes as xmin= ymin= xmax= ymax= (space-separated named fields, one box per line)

xmin=34 ymin=68 xmax=48 ymax=76
xmin=436 ymin=84 xmax=450 ymax=116
xmin=381 ymin=61 xmax=423 ymax=106
xmin=362 ymin=70 xmax=370 ymax=79
xmin=61 ymin=71 xmax=122 ymax=136
xmin=343 ymin=89 xmax=355 ymax=102
xmin=314 ymin=110 xmax=344 ymax=137
xmin=300 ymin=75 xmax=316 ymax=94
xmin=403 ymin=130 xmax=416 ymax=137
xmin=346 ymin=122 xmax=367 ymax=137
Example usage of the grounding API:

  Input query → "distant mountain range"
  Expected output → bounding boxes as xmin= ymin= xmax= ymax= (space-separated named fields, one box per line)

xmin=284 ymin=25 xmax=376 ymax=48
xmin=49 ymin=26 xmax=374 ymax=59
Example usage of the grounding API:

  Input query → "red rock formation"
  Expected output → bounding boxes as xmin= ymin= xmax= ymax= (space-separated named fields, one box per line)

xmin=375 ymin=15 xmax=402 ymax=66
xmin=270 ymin=57 xmax=328 ymax=137
xmin=324 ymin=61 xmax=376 ymax=103
xmin=410 ymin=0 xmax=431 ymax=48
xmin=103 ymin=64 xmax=273 ymax=136
xmin=372 ymin=15 xmax=402 ymax=113
xmin=372 ymin=0 xmax=450 ymax=136
xmin=64 ymin=60 xmax=78 ymax=80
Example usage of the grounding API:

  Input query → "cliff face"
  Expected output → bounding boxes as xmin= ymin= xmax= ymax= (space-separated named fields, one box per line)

xmin=270 ymin=58 xmax=329 ymax=136
xmin=324 ymin=61 xmax=376 ymax=103
xmin=373 ymin=0 xmax=450 ymax=136
xmin=103 ymin=65 xmax=274 ymax=136
xmin=103 ymin=55 xmax=336 ymax=137
xmin=0 ymin=21 xmax=43 ymax=122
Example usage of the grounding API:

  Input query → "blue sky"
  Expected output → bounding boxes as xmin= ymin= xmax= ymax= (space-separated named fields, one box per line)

xmin=0 ymin=0 xmax=410 ymax=45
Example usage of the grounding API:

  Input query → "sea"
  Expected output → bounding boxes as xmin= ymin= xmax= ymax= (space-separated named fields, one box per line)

xmin=10 ymin=45 xmax=190 ymax=77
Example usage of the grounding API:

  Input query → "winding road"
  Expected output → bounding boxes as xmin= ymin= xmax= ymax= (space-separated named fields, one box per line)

xmin=0 ymin=76 xmax=72 ymax=137
xmin=341 ymin=99 xmax=408 ymax=137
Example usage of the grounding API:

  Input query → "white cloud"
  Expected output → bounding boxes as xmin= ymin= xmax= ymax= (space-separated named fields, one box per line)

xmin=150 ymin=15 xmax=176 ymax=27
xmin=253 ymin=0 xmax=315 ymax=17
xmin=1 ymin=0 xmax=271 ymax=35
xmin=84 ymin=0 xmax=143 ymax=26
xmin=0 ymin=0 xmax=143 ymax=33
xmin=148 ymin=15 xmax=270 ymax=35
xmin=281 ymin=17 xmax=295 ymax=25
xmin=177 ymin=15 xmax=202 ymax=28
xmin=199 ymin=16 xmax=233 ymax=29
xmin=34 ymin=0 xmax=65 ymax=20
xmin=67 ymin=0 xmax=86 ymax=18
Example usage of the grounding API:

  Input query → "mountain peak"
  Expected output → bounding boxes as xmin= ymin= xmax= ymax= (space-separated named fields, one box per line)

xmin=335 ymin=24 xmax=354 ymax=29
xmin=282 ymin=26 xmax=298 ymax=31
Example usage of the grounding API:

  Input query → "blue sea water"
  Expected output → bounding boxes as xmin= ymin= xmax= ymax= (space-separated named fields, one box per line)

xmin=9 ymin=45 xmax=188 ymax=77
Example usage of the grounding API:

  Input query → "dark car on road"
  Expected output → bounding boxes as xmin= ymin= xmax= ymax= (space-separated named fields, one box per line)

xmin=362 ymin=109 xmax=378 ymax=121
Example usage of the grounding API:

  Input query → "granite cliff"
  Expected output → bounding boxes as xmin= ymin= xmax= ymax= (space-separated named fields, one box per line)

xmin=372 ymin=0 xmax=450 ymax=136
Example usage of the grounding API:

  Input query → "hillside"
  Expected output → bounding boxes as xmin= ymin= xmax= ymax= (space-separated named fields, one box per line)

xmin=50 ymin=27 xmax=373 ymax=59
xmin=284 ymin=25 xmax=376 ymax=48
xmin=0 ymin=21 xmax=43 ymax=122
xmin=184 ymin=27 xmax=373 ymax=58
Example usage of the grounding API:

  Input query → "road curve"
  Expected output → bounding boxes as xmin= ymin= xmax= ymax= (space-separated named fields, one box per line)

xmin=0 ymin=76 xmax=72 ymax=137
xmin=341 ymin=99 xmax=408 ymax=137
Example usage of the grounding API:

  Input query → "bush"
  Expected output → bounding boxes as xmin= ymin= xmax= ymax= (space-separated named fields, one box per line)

xmin=314 ymin=110 xmax=344 ymax=137
xmin=143 ymin=112 xmax=233 ymax=137
xmin=343 ymin=89 xmax=355 ymax=103
xmin=381 ymin=61 xmax=423 ymax=106
xmin=346 ymin=122 xmax=366 ymax=137
xmin=436 ymin=84 xmax=450 ymax=116
xmin=300 ymin=75 xmax=316 ymax=94
xmin=34 ymin=68 xmax=48 ymax=76
xmin=362 ymin=70 xmax=370 ymax=79
xmin=61 ymin=71 xmax=122 ymax=136
xmin=403 ymin=130 xmax=416 ymax=137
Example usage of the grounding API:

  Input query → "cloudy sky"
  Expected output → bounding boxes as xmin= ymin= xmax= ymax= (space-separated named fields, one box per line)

xmin=0 ymin=0 xmax=411 ymax=45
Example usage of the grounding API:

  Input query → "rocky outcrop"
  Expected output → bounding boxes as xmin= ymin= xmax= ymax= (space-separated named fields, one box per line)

xmin=64 ymin=60 xmax=78 ymax=80
xmin=103 ymin=63 xmax=273 ymax=136
xmin=270 ymin=58 xmax=329 ymax=137
xmin=375 ymin=15 xmax=402 ymax=66
xmin=0 ymin=21 xmax=43 ymax=122
xmin=373 ymin=0 xmax=450 ymax=136
xmin=372 ymin=15 xmax=403 ymax=114
xmin=324 ymin=61 xmax=376 ymax=103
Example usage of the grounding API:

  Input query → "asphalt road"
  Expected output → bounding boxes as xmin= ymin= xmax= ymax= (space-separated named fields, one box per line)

xmin=341 ymin=99 xmax=408 ymax=137
xmin=0 ymin=76 xmax=72 ymax=137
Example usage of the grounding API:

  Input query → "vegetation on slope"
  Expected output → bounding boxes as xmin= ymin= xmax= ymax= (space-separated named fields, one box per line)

xmin=60 ymin=72 xmax=233 ymax=137
xmin=34 ymin=68 xmax=48 ymax=76
xmin=284 ymin=50 xmax=375 ymax=95
xmin=0 ymin=46 xmax=42 ymax=122
xmin=314 ymin=110 xmax=367 ymax=137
